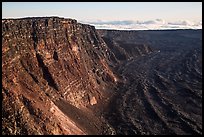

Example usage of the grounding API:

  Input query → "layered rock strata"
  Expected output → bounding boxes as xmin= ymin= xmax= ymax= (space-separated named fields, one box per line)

xmin=2 ymin=17 xmax=118 ymax=135
xmin=2 ymin=17 xmax=153 ymax=135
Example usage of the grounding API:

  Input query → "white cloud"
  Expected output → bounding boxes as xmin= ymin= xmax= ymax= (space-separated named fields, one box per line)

xmin=79 ymin=19 xmax=202 ymax=30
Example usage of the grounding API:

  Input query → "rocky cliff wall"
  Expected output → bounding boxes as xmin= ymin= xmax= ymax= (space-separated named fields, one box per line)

xmin=2 ymin=17 xmax=154 ymax=135
xmin=2 ymin=17 xmax=118 ymax=135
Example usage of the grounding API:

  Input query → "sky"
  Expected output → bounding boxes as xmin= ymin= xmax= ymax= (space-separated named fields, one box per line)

xmin=2 ymin=2 xmax=202 ymax=30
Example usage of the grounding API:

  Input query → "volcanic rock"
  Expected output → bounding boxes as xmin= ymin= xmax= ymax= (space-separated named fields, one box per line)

xmin=2 ymin=17 xmax=120 ymax=135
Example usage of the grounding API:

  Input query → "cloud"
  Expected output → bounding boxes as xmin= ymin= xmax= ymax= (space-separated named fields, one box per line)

xmin=83 ymin=20 xmax=135 ymax=25
xmin=80 ymin=19 xmax=202 ymax=30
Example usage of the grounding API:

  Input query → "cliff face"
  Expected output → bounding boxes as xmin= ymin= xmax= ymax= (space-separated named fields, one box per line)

xmin=2 ymin=17 xmax=154 ymax=135
xmin=2 ymin=17 xmax=118 ymax=135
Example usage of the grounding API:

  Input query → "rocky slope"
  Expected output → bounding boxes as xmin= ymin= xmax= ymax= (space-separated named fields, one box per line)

xmin=99 ymin=29 xmax=202 ymax=135
xmin=2 ymin=17 xmax=123 ymax=135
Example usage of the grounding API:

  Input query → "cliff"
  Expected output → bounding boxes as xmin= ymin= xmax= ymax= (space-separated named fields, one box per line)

xmin=2 ymin=17 xmax=153 ymax=135
xmin=2 ymin=17 xmax=118 ymax=135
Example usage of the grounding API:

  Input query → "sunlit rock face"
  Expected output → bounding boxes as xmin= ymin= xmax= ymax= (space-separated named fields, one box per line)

xmin=2 ymin=17 xmax=119 ymax=135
